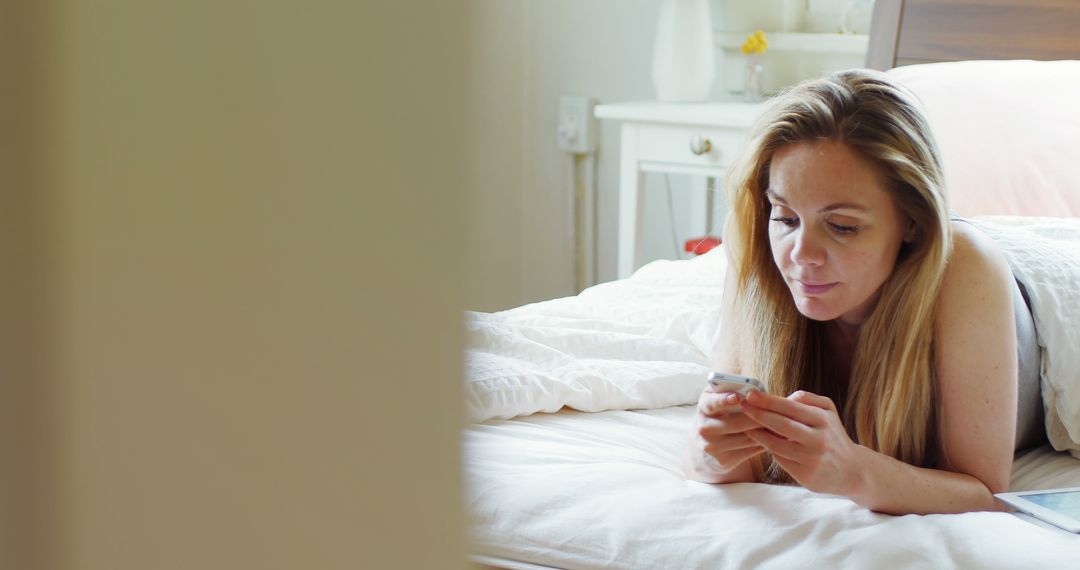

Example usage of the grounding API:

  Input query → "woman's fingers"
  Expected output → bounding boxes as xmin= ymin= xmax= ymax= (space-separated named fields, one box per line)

xmin=703 ymin=432 xmax=760 ymax=454
xmin=739 ymin=404 xmax=815 ymax=442
xmin=745 ymin=428 xmax=806 ymax=462
xmin=702 ymin=433 xmax=765 ymax=468
xmin=697 ymin=390 xmax=744 ymax=416
xmin=712 ymin=444 xmax=766 ymax=467
xmin=743 ymin=390 xmax=825 ymax=426
xmin=692 ymin=390 xmax=771 ymax=475
xmin=697 ymin=413 xmax=760 ymax=437
xmin=787 ymin=390 xmax=838 ymax=413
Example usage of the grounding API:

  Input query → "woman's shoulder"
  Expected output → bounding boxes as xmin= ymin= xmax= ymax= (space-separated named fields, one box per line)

xmin=938 ymin=219 xmax=1014 ymax=319
xmin=945 ymin=220 xmax=1012 ymax=282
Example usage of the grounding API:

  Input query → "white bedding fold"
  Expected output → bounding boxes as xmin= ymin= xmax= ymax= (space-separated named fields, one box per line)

xmin=464 ymin=250 xmax=727 ymax=423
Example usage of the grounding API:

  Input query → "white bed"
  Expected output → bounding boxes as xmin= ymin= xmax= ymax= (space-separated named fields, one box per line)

xmin=463 ymin=1 xmax=1080 ymax=567
xmin=464 ymin=239 xmax=1080 ymax=568
xmin=467 ymin=412 xmax=1080 ymax=569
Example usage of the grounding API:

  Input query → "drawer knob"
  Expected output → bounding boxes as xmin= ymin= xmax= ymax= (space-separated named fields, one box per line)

xmin=689 ymin=136 xmax=712 ymax=156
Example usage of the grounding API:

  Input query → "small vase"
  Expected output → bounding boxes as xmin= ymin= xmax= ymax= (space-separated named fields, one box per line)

xmin=651 ymin=0 xmax=716 ymax=102
xmin=744 ymin=58 xmax=764 ymax=102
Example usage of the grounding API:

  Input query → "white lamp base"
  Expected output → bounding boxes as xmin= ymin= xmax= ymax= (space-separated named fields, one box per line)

xmin=651 ymin=0 xmax=716 ymax=103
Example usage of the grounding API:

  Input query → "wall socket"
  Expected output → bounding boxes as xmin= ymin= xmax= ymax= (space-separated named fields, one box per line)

xmin=556 ymin=95 xmax=597 ymax=154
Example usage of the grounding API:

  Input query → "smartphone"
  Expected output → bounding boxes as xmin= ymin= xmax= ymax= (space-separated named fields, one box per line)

xmin=707 ymin=372 xmax=765 ymax=396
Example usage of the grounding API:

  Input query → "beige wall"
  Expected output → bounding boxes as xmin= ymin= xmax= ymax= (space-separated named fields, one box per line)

xmin=466 ymin=0 xmax=710 ymax=310
xmin=6 ymin=1 xmax=468 ymax=569
xmin=521 ymin=0 xmax=671 ymax=303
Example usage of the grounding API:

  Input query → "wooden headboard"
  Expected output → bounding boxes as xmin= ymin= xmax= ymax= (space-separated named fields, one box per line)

xmin=867 ymin=0 xmax=1080 ymax=70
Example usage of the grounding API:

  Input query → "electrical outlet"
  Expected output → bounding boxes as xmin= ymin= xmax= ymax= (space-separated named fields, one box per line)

xmin=557 ymin=95 xmax=596 ymax=154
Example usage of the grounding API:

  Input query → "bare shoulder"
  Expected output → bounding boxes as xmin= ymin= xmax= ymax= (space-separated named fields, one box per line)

xmin=935 ymin=220 xmax=1015 ymax=362
xmin=938 ymin=221 xmax=1013 ymax=314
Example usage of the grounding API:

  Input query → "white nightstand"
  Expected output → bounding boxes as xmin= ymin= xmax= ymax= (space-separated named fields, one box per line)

xmin=595 ymin=100 xmax=766 ymax=278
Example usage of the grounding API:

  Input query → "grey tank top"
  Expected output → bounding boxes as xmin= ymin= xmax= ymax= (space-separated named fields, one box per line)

xmin=952 ymin=217 xmax=1045 ymax=451
xmin=1012 ymin=278 xmax=1045 ymax=451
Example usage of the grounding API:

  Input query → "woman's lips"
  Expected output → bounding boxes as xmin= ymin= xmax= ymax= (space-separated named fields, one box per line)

xmin=795 ymin=280 xmax=838 ymax=295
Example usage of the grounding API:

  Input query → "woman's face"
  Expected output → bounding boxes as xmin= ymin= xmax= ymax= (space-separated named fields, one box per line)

xmin=766 ymin=140 xmax=910 ymax=326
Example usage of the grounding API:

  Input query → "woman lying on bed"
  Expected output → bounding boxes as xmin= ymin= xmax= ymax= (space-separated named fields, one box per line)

xmin=687 ymin=69 xmax=1044 ymax=515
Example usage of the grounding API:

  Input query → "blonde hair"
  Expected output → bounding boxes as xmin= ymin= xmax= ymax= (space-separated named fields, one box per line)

xmin=723 ymin=69 xmax=952 ymax=482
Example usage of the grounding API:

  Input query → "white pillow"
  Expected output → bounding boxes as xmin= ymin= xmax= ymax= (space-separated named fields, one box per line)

xmin=970 ymin=216 xmax=1080 ymax=458
xmin=888 ymin=61 xmax=1080 ymax=218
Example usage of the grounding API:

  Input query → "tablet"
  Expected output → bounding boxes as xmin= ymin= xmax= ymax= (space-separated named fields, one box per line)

xmin=995 ymin=487 xmax=1080 ymax=533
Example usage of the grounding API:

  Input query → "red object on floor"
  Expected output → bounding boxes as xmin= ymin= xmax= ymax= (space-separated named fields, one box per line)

xmin=684 ymin=236 xmax=721 ymax=255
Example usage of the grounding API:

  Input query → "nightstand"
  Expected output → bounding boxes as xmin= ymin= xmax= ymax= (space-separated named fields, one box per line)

xmin=595 ymin=100 xmax=766 ymax=278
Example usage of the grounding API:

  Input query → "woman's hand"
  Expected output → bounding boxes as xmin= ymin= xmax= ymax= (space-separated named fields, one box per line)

xmin=687 ymin=388 xmax=766 ymax=483
xmin=739 ymin=390 xmax=863 ymax=496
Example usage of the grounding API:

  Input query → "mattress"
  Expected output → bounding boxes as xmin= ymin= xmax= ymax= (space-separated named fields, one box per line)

xmin=465 ymin=406 xmax=1080 ymax=569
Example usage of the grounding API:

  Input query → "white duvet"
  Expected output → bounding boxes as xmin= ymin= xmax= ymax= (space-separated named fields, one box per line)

xmin=463 ymin=216 xmax=1080 ymax=568
xmin=464 ymin=250 xmax=726 ymax=423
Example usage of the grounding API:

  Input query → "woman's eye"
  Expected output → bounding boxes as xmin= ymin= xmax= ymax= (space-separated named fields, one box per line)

xmin=770 ymin=216 xmax=798 ymax=227
xmin=829 ymin=222 xmax=859 ymax=234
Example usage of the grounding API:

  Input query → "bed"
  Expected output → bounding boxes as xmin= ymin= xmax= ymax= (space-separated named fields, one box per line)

xmin=464 ymin=1 xmax=1080 ymax=568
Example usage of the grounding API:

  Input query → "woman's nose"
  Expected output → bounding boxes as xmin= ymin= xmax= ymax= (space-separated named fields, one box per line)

xmin=790 ymin=229 xmax=825 ymax=267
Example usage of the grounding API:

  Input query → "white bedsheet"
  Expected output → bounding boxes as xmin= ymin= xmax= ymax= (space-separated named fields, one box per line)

xmin=465 ymin=406 xmax=1080 ymax=569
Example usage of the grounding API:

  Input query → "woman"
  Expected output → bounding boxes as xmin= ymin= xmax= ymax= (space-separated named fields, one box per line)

xmin=686 ymin=69 xmax=1044 ymax=515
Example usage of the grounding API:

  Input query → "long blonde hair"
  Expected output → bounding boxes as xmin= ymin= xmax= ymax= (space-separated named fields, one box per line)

xmin=724 ymin=69 xmax=952 ymax=481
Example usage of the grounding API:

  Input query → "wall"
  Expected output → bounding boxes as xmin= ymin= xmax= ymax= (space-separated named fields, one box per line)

xmin=468 ymin=0 xmax=702 ymax=310
xmin=525 ymin=0 xmax=728 ymax=304
xmin=5 ymin=1 xmax=469 ymax=569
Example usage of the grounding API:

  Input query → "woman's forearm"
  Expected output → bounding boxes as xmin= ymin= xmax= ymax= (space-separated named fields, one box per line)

xmin=846 ymin=445 xmax=1004 ymax=515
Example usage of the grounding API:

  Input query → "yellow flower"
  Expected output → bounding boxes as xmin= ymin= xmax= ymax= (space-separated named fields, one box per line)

xmin=741 ymin=30 xmax=768 ymax=55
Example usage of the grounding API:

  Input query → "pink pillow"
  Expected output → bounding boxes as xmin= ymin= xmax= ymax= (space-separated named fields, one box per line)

xmin=887 ymin=60 xmax=1080 ymax=217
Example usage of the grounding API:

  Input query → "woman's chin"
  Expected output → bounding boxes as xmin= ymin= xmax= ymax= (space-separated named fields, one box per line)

xmin=794 ymin=297 xmax=840 ymax=321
